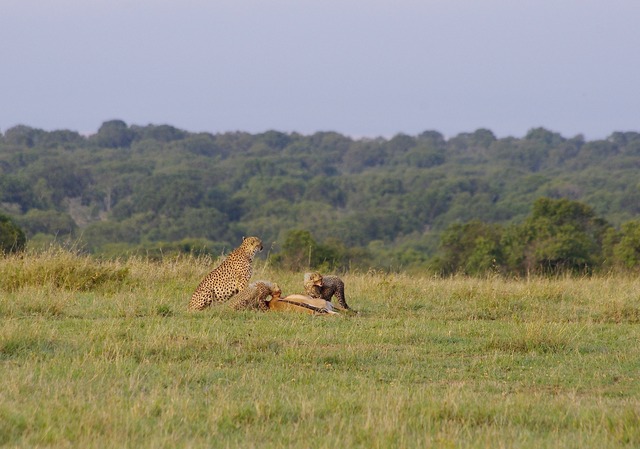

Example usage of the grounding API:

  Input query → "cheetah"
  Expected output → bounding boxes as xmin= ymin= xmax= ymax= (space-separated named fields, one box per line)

xmin=227 ymin=281 xmax=281 ymax=311
xmin=303 ymin=271 xmax=351 ymax=310
xmin=188 ymin=236 xmax=263 ymax=311
xmin=267 ymin=293 xmax=338 ymax=315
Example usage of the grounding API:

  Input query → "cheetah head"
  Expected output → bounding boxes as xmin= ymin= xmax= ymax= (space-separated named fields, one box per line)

xmin=262 ymin=282 xmax=281 ymax=308
xmin=241 ymin=236 xmax=263 ymax=255
xmin=270 ymin=283 xmax=282 ymax=300
xmin=304 ymin=272 xmax=323 ymax=288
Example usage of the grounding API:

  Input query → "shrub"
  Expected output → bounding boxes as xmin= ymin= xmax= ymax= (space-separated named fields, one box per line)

xmin=0 ymin=213 xmax=26 ymax=255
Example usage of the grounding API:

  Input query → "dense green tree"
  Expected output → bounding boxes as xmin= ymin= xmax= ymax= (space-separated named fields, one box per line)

xmin=0 ymin=175 xmax=42 ymax=211
xmin=524 ymin=127 xmax=565 ymax=147
xmin=405 ymin=182 xmax=452 ymax=224
xmin=272 ymin=229 xmax=351 ymax=271
xmin=304 ymin=177 xmax=346 ymax=207
xmin=417 ymin=130 xmax=446 ymax=147
xmin=39 ymin=129 xmax=85 ymax=149
xmin=470 ymin=128 xmax=497 ymax=147
xmin=25 ymin=156 xmax=92 ymax=206
xmin=3 ymin=125 xmax=45 ymax=147
xmin=152 ymin=207 xmax=232 ymax=243
xmin=386 ymin=133 xmax=416 ymax=155
xmin=314 ymin=237 xmax=351 ymax=271
xmin=81 ymin=219 xmax=143 ymax=251
xmin=447 ymin=128 xmax=497 ymax=156
xmin=0 ymin=213 xmax=26 ymax=254
xmin=129 ymin=174 xmax=205 ymax=218
xmin=580 ymin=140 xmax=619 ymax=160
xmin=603 ymin=220 xmax=640 ymax=271
xmin=547 ymin=137 xmax=583 ymax=166
xmin=434 ymin=220 xmax=504 ymax=275
xmin=435 ymin=198 xmax=614 ymax=276
xmin=256 ymin=130 xmax=292 ymax=150
xmin=130 ymin=124 xmax=187 ymax=142
xmin=275 ymin=229 xmax=319 ymax=271
xmin=305 ymin=131 xmax=351 ymax=156
xmin=17 ymin=210 xmax=77 ymax=237
xmin=401 ymin=143 xmax=446 ymax=168
xmin=92 ymin=120 xmax=135 ymax=148
xmin=504 ymin=197 xmax=610 ymax=274
xmin=178 ymin=133 xmax=222 ymax=157
xmin=342 ymin=140 xmax=387 ymax=172
xmin=203 ymin=186 xmax=244 ymax=220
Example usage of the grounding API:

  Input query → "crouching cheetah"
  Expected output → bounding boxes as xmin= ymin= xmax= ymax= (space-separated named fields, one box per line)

xmin=303 ymin=272 xmax=351 ymax=310
xmin=188 ymin=236 xmax=263 ymax=311
xmin=227 ymin=281 xmax=281 ymax=311
xmin=267 ymin=294 xmax=338 ymax=315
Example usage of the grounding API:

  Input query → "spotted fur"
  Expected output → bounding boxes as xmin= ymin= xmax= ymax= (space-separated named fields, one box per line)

xmin=303 ymin=271 xmax=351 ymax=310
xmin=188 ymin=236 xmax=263 ymax=311
xmin=227 ymin=281 xmax=281 ymax=311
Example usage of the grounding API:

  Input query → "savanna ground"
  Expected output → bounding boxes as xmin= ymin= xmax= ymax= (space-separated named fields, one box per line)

xmin=1 ymin=249 xmax=639 ymax=448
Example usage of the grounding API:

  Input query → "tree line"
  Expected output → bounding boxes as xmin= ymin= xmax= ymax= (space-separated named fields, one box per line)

xmin=433 ymin=197 xmax=640 ymax=275
xmin=1 ymin=120 xmax=639 ymax=274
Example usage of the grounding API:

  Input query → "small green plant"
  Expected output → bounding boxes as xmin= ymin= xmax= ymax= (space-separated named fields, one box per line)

xmin=156 ymin=305 xmax=173 ymax=317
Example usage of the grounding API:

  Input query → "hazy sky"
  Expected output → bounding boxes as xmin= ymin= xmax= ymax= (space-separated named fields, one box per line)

xmin=1 ymin=0 xmax=639 ymax=139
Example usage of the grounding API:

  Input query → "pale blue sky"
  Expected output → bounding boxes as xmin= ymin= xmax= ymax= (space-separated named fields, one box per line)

xmin=1 ymin=0 xmax=639 ymax=139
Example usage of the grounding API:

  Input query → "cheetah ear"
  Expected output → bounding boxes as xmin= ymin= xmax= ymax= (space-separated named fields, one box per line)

xmin=242 ymin=236 xmax=246 ymax=241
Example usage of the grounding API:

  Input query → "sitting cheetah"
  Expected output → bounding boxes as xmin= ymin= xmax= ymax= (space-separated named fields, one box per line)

xmin=303 ymin=272 xmax=351 ymax=310
xmin=227 ymin=281 xmax=281 ymax=311
xmin=267 ymin=294 xmax=338 ymax=315
xmin=188 ymin=236 xmax=263 ymax=311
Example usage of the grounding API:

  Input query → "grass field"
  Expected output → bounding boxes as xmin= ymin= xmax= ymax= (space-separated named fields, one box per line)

xmin=1 ymin=249 xmax=639 ymax=448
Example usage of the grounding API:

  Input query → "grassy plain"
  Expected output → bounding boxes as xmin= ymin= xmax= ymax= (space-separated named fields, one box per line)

xmin=1 ymin=249 xmax=639 ymax=448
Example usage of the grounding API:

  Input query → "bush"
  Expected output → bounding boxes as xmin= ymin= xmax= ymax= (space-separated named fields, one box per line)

xmin=0 ymin=213 xmax=26 ymax=254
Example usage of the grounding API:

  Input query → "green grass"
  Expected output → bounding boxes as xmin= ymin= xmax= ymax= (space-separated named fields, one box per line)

xmin=1 ymin=249 xmax=640 ymax=448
